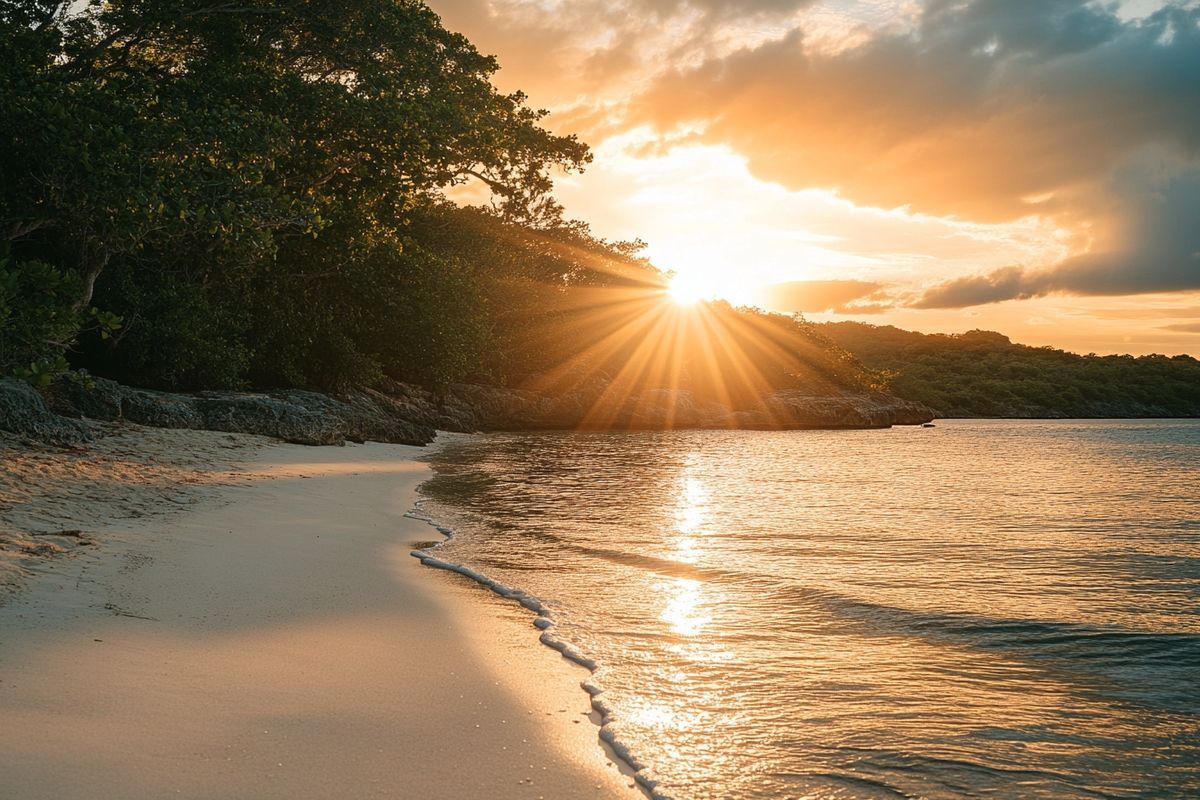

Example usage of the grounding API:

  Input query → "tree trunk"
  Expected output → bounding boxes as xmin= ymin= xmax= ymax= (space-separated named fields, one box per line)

xmin=73 ymin=250 xmax=109 ymax=312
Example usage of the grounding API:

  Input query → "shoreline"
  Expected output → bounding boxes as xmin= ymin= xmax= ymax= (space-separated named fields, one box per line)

xmin=0 ymin=427 xmax=643 ymax=799
xmin=408 ymin=499 xmax=666 ymax=799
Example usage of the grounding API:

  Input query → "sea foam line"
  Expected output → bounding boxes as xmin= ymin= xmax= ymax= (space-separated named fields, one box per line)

xmin=405 ymin=501 xmax=670 ymax=799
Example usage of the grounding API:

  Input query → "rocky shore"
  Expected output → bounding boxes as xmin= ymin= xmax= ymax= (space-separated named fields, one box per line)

xmin=0 ymin=374 xmax=935 ymax=447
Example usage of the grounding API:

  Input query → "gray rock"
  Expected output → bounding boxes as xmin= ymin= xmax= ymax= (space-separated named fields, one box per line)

xmin=0 ymin=378 xmax=91 ymax=444
xmin=193 ymin=393 xmax=346 ymax=446
xmin=121 ymin=388 xmax=205 ymax=429
xmin=42 ymin=376 xmax=125 ymax=421
xmin=437 ymin=380 xmax=935 ymax=431
xmin=378 ymin=380 xmax=471 ymax=431
xmin=766 ymin=391 xmax=936 ymax=428
xmin=442 ymin=381 xmax=935 ymax=431
xmin=272 ymin=390 xmax=435 ymax=446
xmin=21 ymin=368 xmax=935 ymax=450
xmin=40 ymin=375 xmax=437 ymax=446
xmin=46 ymin=376 xmax=205 ymax=430
xmin=448 ymin=384 xmax=544 ymax=430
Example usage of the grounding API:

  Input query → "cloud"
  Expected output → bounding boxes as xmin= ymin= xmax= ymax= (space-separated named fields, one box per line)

xmin=621 ymin=0 xmax=1200 ymax=305
xmin=428 ymin=0 xmax=822 ymax=110
xmin=1088 ymin=306 xmax=1200 ymax=320
xmin=632 ymin=1 xmax=1200 ymax=220
xmin=911 ymin=266 xmax=1031 ymax=308
xmin=756 ymin=279 xmax=893 ymax=312
xmin=914 ymin=156 xmax=1200 ymax=307
xmin=431 ymin=0 xmax=1200 ymax=318
xmin=1162 ymin=322 xmax=1200 ymax=333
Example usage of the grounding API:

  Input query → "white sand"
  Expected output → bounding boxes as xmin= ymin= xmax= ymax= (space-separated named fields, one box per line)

xmin=0 ymin=434 xmax=642 ymax=799
xmin=0 ymin=426 xmax=264 ymax=596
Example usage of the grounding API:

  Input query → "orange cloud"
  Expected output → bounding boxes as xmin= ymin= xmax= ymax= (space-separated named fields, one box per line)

xmin=427 ymin=0 xmax=1200 ymax=351
xmin=626 ymin=1 xmax=1200 ymax=303
xmin=756 ymin=279 xmax=894 ymax=313
xmin=633 ymin=4 xmax=1196 ymax=216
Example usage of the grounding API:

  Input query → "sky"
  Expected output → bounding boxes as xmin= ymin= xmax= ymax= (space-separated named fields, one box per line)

xmin=429 ymin=0 xmax=1200 ymax=355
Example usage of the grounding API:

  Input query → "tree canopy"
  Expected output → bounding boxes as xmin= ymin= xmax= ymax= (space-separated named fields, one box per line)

xmin=1 ymin=0 xmax=593 ymax=387
xmin=1 ymin=0 xmax=883 ymax=404
xmin=820 ymin=322 xmax=1200 ymax=418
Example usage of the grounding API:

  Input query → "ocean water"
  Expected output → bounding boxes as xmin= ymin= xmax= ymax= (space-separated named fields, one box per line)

xmin=413 ymin=420 xmax=1200 ymax=799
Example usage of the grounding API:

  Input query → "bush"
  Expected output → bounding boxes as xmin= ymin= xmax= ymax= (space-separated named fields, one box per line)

xmin=0 ymin=258 xmax=82 ymax=385
xmin=80 ymin=260 xmax=249 ymax=391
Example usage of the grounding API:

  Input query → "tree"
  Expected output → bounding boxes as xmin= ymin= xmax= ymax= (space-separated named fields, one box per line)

xmin=1 ymin=0 xmax=591 ymax=387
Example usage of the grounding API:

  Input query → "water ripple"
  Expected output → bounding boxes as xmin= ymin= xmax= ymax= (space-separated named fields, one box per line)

xmin=418 ymin=420 xmax=1200 ymax=799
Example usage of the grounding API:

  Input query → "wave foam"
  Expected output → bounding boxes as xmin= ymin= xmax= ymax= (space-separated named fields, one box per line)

xmin=406 ymin=500 xmax=670 ymax=799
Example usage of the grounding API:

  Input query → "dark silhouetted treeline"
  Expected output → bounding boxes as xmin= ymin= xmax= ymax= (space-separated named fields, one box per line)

xmin=1 ymin=0 xmax=879 ymax=404
xmin=820 ymin=322 xmax=1200 ymax=417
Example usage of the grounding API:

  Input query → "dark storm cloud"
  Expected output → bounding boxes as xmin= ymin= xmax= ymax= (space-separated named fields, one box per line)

xmin=911 ymin=267 xmax=1032 ymax=309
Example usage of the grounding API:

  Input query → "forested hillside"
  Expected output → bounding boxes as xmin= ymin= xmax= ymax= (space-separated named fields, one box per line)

xmin=820 ymin=322 xmax=1200 ymax=418
xmin=0 ymin=0 xmax=878 ymax=407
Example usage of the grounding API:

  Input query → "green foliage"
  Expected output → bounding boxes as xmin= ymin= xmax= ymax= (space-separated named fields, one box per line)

xmin=357 ymin=241 xmax=492 ymax=388
xmin=402 ymin=203 xmax=664 ymax=383
xmin=820 ymin=322 xmax=1200 ymax=417
xmin=82 ymin=261 xmax=249 ymax=390
xmin=88 ymin=308 xmax=123 ymax=340
xmin=0 ymin=258 xmax=83 ymax=383
xmin=0 ymin=1 xmax=871 ymax=401
xmin=0 ymin=0 xmax=591 ymax=391
xmin=11 ymin=354 xmax=70 ymax=388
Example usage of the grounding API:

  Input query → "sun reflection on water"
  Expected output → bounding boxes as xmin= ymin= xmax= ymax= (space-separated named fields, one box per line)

xmin=659 ymin=577 xmax=712 ymax=637
xmin=671 ymin=474 xmax=709 ymax=566
xmin=420 ymin=422 xmax=1200 ymax=799
xmin=627 ymin=702 xmax=689 ymax=731
xmin=675 ymin=476 xmax=708 ymax=532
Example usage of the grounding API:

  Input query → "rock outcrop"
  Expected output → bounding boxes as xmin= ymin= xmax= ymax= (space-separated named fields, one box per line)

xmin=3 ymin=373 xmax=935 ymax=448
xmin=0 ymin=378 xmax=92 ymax=444
xmin=41 ymin=377 xmax=436 ymax=446
xmin=763 ymin=390 xmax=936 ymax=429
xmin=436 ymin=383 xmax=935 ymax=431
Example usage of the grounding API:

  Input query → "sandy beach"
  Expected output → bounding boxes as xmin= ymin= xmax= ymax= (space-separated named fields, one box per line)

xmin=0 ymin=428 xmax=641 ymax=799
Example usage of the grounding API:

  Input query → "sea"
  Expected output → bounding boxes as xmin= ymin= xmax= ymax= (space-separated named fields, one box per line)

xmin=411 ymin=419 xmax=1200 ymax=799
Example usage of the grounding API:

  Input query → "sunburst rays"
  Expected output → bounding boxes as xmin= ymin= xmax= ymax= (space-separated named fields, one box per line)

xmin=520 ymin=283 xmax=832 ymax=430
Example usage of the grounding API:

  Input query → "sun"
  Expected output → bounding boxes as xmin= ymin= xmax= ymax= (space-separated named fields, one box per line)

xmin=667 ymin=275 xmax=712 ymax=306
